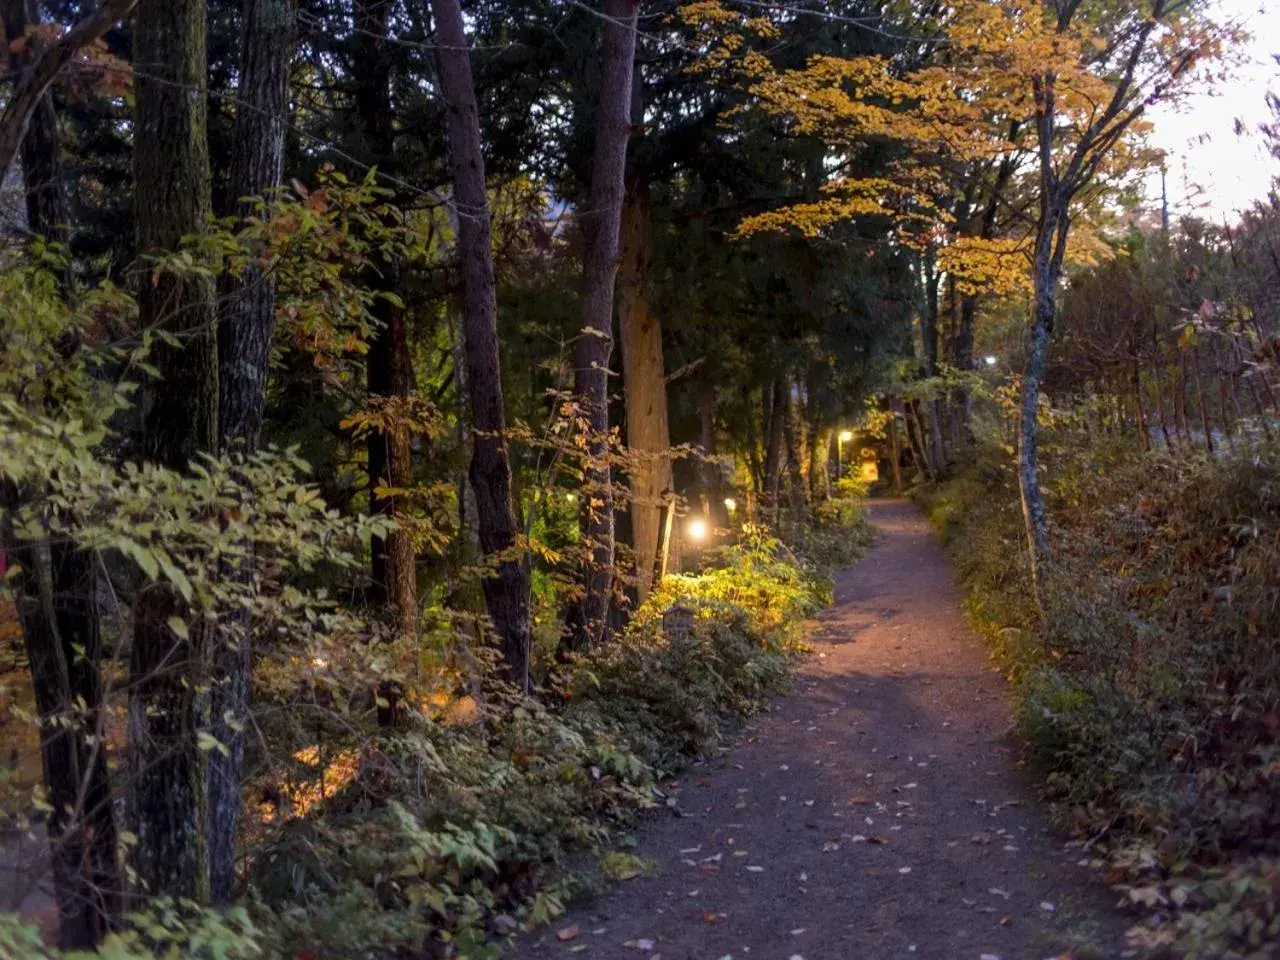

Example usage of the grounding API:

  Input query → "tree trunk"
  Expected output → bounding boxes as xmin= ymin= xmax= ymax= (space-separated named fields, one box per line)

xmin=698 ymin=385 xmax=724 ymax=524
xmin=920 ymin=252 xmax=946 ymax=475
xmin=129 ymin=0 xmax=217 ymax=902
xmin=0 ymin=497 xmax=118 ymax=947
xmin=568 ymin=0 xmax=639 ymax=648
xmin=356 ymin=0 xmax=417 ymax=637
xmin=207 ymin=0 xmax=295 ymax=906
xmin=887 ymin=411 xmax=903 ymax=490
xmin=428 ymin=0 xmax=531 ymax=689
xmin=3 ymin=4 xmax=119 ymax=946
xmin=762 ymin=378 xmax=786 ymax=516
xmin=809 ymin=426 xmax=831 ymax=502
xmin=618 ymin=174 xmax=669 ymax=604
xmin=218 ymin=0 xmax=294 ymax=451
xmin=782 ymin=380 xmax=807 ymax=516
xmin=129 ymin=585 xmax=208 ymax=902
xmin=1018 ymin=215 xmax=1061 ymax=598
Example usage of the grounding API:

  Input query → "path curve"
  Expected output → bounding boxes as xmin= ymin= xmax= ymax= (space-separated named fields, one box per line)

xmin=514 ymin=499 xmax=1128 ymax=960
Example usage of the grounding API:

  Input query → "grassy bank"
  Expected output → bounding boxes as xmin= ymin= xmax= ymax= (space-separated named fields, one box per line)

xmin=918 ymin=438 xmax=1280 ymax=958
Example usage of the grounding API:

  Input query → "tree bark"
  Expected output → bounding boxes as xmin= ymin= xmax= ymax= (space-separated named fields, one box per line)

xmin=782 ymin=379 xmax=807 ymax=515
xmin=218 ymin=0 xmax=294 ymax=451
xmin=0 ymin=0 xmax=137 ymax=189
xmin=569 ymin=0 xmax=639 ymax=648
xmin=0 ymin=496 xmax=119 ymax=947
xmin=207 ymin=0 xmax=295 ymax=907
xmin=762 ymin=378 xmax=786 ymax=516
xmin=130 ymin=0 xmax=216 ymax=902
xmin=129 ymin=584 xmax=208 ymax=902
xmin=355 ymin=0 xmax=417 ymax=638
xmin=428 ymin=0 xmax=531 ymax=689
xmin=2 ymin=5 xmax=120 ymax=947
xmin=809 ymin=426 xmax=831 ymax=502
xmin=1018 ymin=201 xmax=1065 ymax=599
xmin=887 ymin=410 xmax=903 ymax=490
xmin=618 ymin=174 xmax=669 ymax=603
xmin=135 ymin=0 xmax=218 ymax=468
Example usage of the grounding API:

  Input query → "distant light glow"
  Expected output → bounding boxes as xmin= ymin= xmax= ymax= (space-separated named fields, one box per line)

xmin=984 ymin=356 xmax=998 ymax=367
xmin=839 ymin=430 xmax=855 ymax=443
xmin=688 ymin=519 xmax=708 ymax=542
xmin=724 ymin=497 xmax=738 ymax=514
xmin=565 ymin=492 xmax=577 ymax=503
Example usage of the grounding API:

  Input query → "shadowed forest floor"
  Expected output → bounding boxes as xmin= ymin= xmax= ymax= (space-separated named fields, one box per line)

xmin=513 ymin=499 xmax=1130 ymax=960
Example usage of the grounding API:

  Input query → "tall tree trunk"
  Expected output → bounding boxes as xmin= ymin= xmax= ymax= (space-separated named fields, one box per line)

xmin=568 ymin=0 xmax=639 ymax=648
xmin=809 ymin=425 xmax=831 ymax=502
xmin=697 ymin=385 xmax=728 ymax=526
xmin=886 ymin=410 xmax=903 ymax=490
xmin=355 ymin=0 xmax=417 ymax=637
xmin=428 ymin=0 xmax=531 ymax=689
xmin=782 ymin=380 xmax=807 ymax=516
xmin=2 ymin=4 xmax=119 ymax=947
xmin=130 ymin=0 xmax=216 ymax=901
xmin=0 ymin=501 xmax=118 ymax=947
xmin=618 ymin=174 xmax=669 ymax=603
xmin=920 ymin=252 xmax=946 ymax=475
xmin=762 ymin=378 xmax=786 ymax=516
xmin=1192 ymin=351 xmax=1215 ymax=452
xmin=207 ymin=0 xmax=295 ymax=906
xmin=1018 ymin=203 xmax=1065 ymax=599
xmin=218 ymin=0 xmax=294 ymax=450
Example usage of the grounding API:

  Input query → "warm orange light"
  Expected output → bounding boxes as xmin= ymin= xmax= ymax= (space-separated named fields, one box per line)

xmin=688 ymin=519 xmax=708 ymax=541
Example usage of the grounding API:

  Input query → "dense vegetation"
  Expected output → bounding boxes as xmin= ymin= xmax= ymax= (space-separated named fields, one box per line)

xmin=0 ymin=0 xmax=1275 ymax=956
xmin=921 ymin=212 xmax=1280 ymax=958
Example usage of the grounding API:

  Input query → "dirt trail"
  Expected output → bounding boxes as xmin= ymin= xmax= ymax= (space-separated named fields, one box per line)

xmin=513 ymin=499 xmax=1130 ymax=960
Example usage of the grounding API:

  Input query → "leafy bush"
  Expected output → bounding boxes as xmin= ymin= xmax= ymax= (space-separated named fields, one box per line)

xmin=237 ymin=514 xmax=865 ymax=958
xmin=919 ymin=434 xmax=1280 ymax=957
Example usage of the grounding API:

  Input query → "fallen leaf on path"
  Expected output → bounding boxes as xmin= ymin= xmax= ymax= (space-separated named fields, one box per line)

xmin=999 ymin=915 xmax=1014 ymax=926
xmin=557 ymin=925 xmax=580 ymax=942
xmin=988 ymin=887 xmax=1011 ymax=899
xmin=746 ymin=865 xmax=764 ymax=872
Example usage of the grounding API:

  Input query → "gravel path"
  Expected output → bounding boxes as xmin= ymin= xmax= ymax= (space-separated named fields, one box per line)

xmin=513 ymin=499 xmax=1129 ymax=960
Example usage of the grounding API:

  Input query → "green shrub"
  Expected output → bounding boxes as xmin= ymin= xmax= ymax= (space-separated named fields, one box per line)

xmin=920 ymin=436 xmax=1280 ymax=957
xmin=239 ymin=509 xmax=868 ymax=958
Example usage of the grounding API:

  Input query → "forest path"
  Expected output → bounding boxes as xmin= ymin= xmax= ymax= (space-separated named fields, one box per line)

xmin=512 ymin=499 xmax=1128 ymax=960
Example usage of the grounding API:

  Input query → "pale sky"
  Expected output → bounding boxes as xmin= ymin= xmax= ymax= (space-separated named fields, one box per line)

xmin=1145 ymin=0 xmax=1279 ymax=222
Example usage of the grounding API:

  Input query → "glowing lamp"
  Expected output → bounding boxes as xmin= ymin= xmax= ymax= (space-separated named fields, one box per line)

xmin=688 ymin=519 xmax=708 ymax=541
xmin=724 ymin=497 xmax=737 ymax=514
xmin=839 ymin=430 xmax=854 ymax=443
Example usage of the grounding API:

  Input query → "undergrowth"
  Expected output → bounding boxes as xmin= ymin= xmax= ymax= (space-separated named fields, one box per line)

xmin=919 ymin=435 xmax=1280 ymax=959
xmin=3 ymin=503 xmax=869 ymax=959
